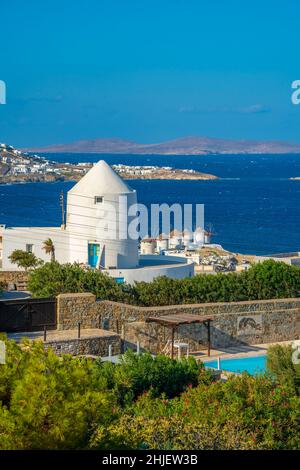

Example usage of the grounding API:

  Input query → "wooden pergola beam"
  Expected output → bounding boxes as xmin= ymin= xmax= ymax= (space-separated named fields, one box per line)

xmin=146 ymin=314 xmax=213 ymax=358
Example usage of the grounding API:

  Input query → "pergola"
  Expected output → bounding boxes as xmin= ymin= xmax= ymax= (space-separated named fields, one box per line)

xmin=145 ymin=313 xmax=212 ymax=359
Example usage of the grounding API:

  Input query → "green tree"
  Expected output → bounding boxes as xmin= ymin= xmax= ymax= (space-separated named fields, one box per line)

xmin=0 ymin=335 xmax=116 ymax=450
xmin=42 ymin=238 xmax=55 ymax=261
xmin=8 ymin=249 xmax=42 ymax=271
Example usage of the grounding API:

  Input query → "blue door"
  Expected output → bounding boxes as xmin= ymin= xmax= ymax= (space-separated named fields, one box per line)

xmin=88 ymin=243 xmax=100 ymax=268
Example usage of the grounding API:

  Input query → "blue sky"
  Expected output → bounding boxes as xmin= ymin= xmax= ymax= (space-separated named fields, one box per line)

xmin=1 ymin=0 xmax=300 ymax=146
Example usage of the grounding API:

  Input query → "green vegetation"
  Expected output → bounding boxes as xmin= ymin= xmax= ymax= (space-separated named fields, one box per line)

xmin=28 ymin=259 xmax=300 ymax=306
xmin=267 ymin=344 xmax=300 ymax=395
xmin=8 ymin=249 xmax=42 ymax=271
xmin=0 ymin=336 xmax=115 ymax=449
xmin=0 ymin=339 xmax=299 ymax=450
xmin=96 ymin=350 xmax=211 ymax=404
xmin=92 ymin=373 xmax=300 ymax=450
xmin=28 ymin=261 xmax=132 ymax=301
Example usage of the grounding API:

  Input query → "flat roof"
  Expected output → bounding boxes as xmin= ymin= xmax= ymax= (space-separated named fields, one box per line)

xmin=145 ymin=313 xmax=213 ymax=327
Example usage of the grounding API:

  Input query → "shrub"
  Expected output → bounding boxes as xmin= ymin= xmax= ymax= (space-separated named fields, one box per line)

xmin=91 ymin=373 xmax=300 ymax=450
xmin=267 ymin=344 xmax=300 ymax=395
xmin=96 ymin=350 xmax=212 ymax=403
xmin=1 ymin=336 xmax=299 ymax=450
xmin=0 ymin=336 xmax=116 ymax=450
xmin=28 ymin=259 xmax=300 ymax=306
xmin=27 ymin=261 xmax=133 ymax=301
xmin=131 ymin=260 xmax=300 ymax=306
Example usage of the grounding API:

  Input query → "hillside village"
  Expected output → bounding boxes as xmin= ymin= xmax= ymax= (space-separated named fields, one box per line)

xmin=0 ymin=143 xmax=218 ymax=183
xmin=0 ymin=143 xmax=87 ymax=182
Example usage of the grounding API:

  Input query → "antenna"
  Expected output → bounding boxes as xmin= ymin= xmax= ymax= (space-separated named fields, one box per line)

xmin=60 ymin=190 xmax=65 ymax=229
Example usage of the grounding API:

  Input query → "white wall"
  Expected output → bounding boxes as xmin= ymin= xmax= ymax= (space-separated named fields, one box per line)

xmin=1 ymin=227 xmax=70 ymax=270
xmin=0 ymin=227 xmax=194 ymax=284
xmin=107 ymin=255 xmax=194 ymax=284
xmin=66 ymin=191 xmax=139 ymax=268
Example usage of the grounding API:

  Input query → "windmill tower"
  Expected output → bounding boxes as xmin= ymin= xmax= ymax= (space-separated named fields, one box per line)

xmin=66 ymin=160 xmax=139 ymax=269
xmin=204 ymin=223 xmax=214 ymax=244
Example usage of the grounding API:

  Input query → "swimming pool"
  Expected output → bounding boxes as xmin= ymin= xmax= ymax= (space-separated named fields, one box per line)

xmin=204 ymin=355 xmax=266 ymax=375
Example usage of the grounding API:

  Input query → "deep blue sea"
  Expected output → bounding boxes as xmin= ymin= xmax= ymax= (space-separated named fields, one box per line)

xmin=1 ymin=153 xmax=300 ymax=255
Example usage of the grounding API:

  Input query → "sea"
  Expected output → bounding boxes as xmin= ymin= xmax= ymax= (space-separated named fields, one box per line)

xmin=1 ymin=153 xmax=300 ymax=255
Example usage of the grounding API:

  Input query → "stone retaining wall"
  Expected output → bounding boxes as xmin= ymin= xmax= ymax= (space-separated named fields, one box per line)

xmin=44 ymin=332 xmax=121 ymax=357
xmin=0 ymin=271 xmax=28 ymax=288
xmin=57 ymin=293 xmax=100 ymax=329
xmin=56 ymin=294 xmax=300 ymax=353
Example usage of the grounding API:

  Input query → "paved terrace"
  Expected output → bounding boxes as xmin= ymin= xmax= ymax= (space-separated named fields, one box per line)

xmin=7 ymin=328 xmax=119 ymax=343
xmin=6 ymin=328 xmax=122 ymax=357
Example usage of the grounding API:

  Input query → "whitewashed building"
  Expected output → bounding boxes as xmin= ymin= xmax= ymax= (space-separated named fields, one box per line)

xmin=0 ymin=160 xmax=193 ymax=283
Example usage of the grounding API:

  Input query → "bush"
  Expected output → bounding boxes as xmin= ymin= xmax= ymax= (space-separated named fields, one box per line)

xmin=267 ymin=344 xmax=300 ymax=395
xmin=131 ymin=260 xmax=300 ymax=306
xmin=96 ymin=350 xmax=212 ymax=403
xmin=28 ymin=259 xmax=300 ymax=306
xmin=91 ymin=373 xmax=300 ymax=450
xmin=0 ymin=336 xmax=116 ymax=450
xmin=27 ymin=261 xmax=133 ymax=301
xmin=1 ymin=337 xmax=299 ymax=450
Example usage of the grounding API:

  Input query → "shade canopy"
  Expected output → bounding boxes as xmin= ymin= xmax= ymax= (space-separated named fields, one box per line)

xmin=145 ymin=313 xmax=212 ymax=327
xmin=146 ymin=313 xmax=213 ymax=358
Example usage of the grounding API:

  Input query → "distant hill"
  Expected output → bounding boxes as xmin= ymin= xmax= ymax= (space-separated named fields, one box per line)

xmin=23 ymin=136 xmax=300 ymax=155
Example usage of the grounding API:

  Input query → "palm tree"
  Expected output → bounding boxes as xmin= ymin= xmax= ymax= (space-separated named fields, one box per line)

xmin=43 ymin=238 xmax=55 ymax=262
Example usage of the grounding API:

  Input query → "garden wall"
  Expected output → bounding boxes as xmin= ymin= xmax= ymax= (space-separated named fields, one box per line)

xmin=0 ymin=271 xmax=28 ymax=289
xmin=44 ymin=332 xmax=121 ymax=357
xmin=56 ymin=293 xmax=300 ymax=352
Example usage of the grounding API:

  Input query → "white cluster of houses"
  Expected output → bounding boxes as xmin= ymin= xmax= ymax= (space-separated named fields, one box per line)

xmin=113 ymin=164 xmax=173 ymax=176
xmin=0 ymin=143 xmax=80 ymax=176
xmin=0 ymin=143 xmax=51 ymax=175
xmin=0 ymin=143 xmax=22 ymax=156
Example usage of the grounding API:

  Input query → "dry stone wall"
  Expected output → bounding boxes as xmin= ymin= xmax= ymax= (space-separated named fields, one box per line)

xmin=0 ymin=271 xmax=28 ymax=289
xmin=56 ymin=294 xmax=300 ymax=353
xmin=44 ymin=332 xmax=121 ymax=357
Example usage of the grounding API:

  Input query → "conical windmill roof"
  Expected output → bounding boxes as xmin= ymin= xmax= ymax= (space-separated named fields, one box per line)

xmin=68 ymin=160 xmax=134 ymax=196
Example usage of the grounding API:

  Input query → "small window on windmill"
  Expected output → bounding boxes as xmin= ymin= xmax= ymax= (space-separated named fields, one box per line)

xmin=94 ymin=196 xmax=103 ymax=204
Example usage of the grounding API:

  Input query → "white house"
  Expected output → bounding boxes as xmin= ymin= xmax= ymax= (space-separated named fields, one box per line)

xmin=0 ymin=160 xmax=193 ymax=283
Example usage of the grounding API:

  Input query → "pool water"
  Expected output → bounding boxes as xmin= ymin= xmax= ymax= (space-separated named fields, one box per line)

xmin=205 ymin=355 xmax=266 ymax=375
